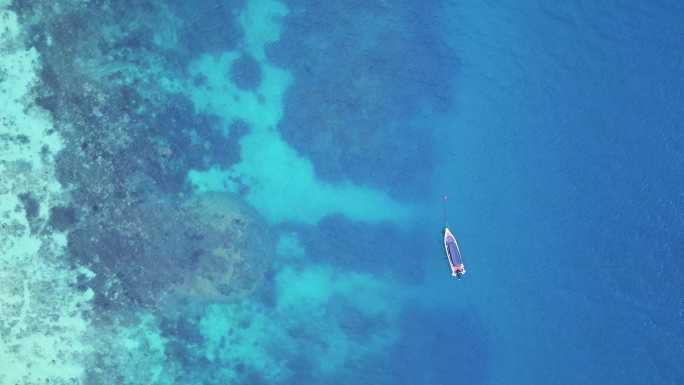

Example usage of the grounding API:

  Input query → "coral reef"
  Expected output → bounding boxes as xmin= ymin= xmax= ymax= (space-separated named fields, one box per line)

xmin=4 ymin=3 xmax=272 ymax=383
xmin=9 ymin=0 xmax=264 ymax=311
xmin=1 ymin=1 xmax=463 ymax=384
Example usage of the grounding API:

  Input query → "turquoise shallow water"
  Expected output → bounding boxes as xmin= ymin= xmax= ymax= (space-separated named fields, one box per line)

xmin=0 ymin=1 xmax=682 ymax=384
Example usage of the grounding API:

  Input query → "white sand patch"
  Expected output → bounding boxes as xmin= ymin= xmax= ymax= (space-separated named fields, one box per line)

xmin=0 ymin=5 xmax=93 ymax=384
xmin=186 ymin=0 xmax=414 ymax=225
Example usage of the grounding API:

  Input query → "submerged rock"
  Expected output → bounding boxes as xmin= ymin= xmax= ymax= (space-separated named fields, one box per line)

xmin=178 ymin=192 xmax=269 ymax=303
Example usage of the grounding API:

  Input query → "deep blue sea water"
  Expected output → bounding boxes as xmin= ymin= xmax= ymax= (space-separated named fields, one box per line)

xmin=434 ymin=2 xmax=684 ymax=384
xmin=1 ymin=1 xmax=682 ymax=384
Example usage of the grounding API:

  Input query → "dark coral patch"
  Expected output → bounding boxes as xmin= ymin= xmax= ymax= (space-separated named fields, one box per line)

xmin=49 ymin=206 xmax=78 ymax=231
xmin=268 ymin=1 xmax=457 ymax=199
xmin=167 ymin=0 xmax=246 ymax=57
xmin=277 ymin=215 xmax=427 ymax=283
xmin=18 ymin=192 xmax=40 ymax=220
xmin=230 ymin=54 xmax=262 ymax=90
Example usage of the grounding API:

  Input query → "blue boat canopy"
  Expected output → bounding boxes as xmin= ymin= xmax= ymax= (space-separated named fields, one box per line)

xmin=446 ymin=237 xmax=463 ymax=266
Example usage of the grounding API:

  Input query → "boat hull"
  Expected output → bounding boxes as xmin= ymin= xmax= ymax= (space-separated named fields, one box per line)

xmin=443 ymin=227 xmax=466 ymax=278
